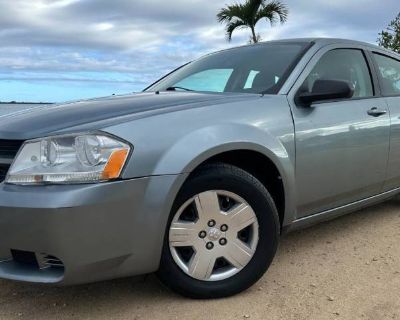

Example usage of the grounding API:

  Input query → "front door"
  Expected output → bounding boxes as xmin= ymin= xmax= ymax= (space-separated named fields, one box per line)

xmin=289 ymin=47 xmax=390 ymax=218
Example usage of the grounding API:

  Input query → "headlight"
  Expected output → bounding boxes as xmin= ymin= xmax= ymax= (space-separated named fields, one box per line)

xmin=6 ymin=133 xmax=131 ymax=185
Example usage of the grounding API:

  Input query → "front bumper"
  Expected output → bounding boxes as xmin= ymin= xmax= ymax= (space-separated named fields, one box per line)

xmin=0 ymin=174 xmax=186 ymax=285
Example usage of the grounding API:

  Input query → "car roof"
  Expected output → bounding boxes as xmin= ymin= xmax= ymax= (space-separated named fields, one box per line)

xmin=214 ymin=38 xmax=399 ymax=58
xmin=271 ymin=37 xmax=380 ymax=49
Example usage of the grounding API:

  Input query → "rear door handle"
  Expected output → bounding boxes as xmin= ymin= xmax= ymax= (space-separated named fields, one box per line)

xmin=367 ymin=107 xmax=387 ymax=117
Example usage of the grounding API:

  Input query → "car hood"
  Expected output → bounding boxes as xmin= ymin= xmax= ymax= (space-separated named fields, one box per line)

xmin=0 ymin=92 xmax=261 ymax=140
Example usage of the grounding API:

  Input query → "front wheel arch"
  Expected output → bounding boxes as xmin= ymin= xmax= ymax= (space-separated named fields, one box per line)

xmin=189 ymin=149 xmax=286 ymax=228
xmin=157 ymin=163 xmax=280 ymax=298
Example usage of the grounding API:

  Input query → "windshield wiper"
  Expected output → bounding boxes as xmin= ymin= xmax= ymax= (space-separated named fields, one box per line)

xmin=165 ymin=86 xmax=194 ymax=92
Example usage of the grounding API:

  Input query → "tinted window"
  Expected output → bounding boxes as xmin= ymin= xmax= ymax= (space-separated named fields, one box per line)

xmin=303 ymin=49 xmax=374 ymax=99
xmin=244 ymin=70 xmax=260 ymax=89
xmin=175 ymin=69 xmax=233 ymax=92
xmin=147 ymin=43 xmax=307 ymax=94
xmin=373 ymin=53 xmax=400 ymax=96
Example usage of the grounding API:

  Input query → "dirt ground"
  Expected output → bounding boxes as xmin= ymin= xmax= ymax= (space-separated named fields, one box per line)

xmin=0 ymin=198 xmax=399 ymax=320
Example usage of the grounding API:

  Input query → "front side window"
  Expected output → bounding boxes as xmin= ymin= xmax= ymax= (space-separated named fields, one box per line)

xmin=147 ymin=43 xmax=308 ymax=94
xmin=302 ymin=49 xmax=374 ymax=99
xmin=373 ymin=53 xmax=400 ymax=96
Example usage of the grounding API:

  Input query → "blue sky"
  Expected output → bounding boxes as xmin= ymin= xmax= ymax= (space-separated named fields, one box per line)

xmin=0 ymin=0 xmax=398 ymax=102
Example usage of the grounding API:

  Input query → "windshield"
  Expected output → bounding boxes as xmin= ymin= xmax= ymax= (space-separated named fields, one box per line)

xmin=146 ymin=42 xmax=308 ymax=94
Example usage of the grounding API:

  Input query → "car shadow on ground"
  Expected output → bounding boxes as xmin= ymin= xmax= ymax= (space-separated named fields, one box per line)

xmin=1 ymin=198 xmax=399 ymax=319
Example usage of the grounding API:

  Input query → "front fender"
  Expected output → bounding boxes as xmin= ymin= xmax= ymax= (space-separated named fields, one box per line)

xmin=104 ymin=97 xmax=297 ymax=225
xmin=152 ymin=123 xmax=296 ymax=226
xmin=153 ymin=123 xmax=288 ymax=175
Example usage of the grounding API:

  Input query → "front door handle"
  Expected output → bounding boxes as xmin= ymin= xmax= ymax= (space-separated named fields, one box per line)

xmin=367 ymin=107 xmax=387 ymax=117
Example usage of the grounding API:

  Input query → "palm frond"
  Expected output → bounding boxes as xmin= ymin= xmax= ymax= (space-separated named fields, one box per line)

xmin=225 ymin=20 xmax=247 ymax=41
xmin=217 ymin=0 xmax=289 ymax=43
xmin=255 ymin=1 xmax=288 ymax=25
xmin=245 ymin=0 xmax=264 ymax=21
xmin=217 ymin=4 xmax=245 ymax=23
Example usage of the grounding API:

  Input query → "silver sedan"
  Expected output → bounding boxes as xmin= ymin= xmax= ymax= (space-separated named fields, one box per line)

xmin=0 ymin=38 xmax=399 ymax=298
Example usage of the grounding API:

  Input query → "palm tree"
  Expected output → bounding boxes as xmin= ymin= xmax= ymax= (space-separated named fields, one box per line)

xmin=217 ymin=0 xmax=288 ymax=44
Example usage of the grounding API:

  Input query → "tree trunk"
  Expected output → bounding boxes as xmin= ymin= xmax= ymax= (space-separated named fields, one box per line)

xmin=250 ymin=26 xmax=258 ymax=43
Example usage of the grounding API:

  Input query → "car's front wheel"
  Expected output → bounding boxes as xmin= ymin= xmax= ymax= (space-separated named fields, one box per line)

xmin=157 ymin=163 xmax=280 ymax=298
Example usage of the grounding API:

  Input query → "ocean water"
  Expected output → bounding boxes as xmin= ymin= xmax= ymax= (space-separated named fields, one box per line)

xmin=0 ymin=104 xmax=49 ymax=117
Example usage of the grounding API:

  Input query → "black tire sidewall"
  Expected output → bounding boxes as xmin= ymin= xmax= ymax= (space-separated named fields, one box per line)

xmin=158 ymin=164 xmax=280 ymax=299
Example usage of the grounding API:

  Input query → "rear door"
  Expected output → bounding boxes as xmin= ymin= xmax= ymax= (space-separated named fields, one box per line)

xmin=372 ymin=52 xmax=400 ymax=191
xmin=288 ymin=45 xmax=390 ymax=218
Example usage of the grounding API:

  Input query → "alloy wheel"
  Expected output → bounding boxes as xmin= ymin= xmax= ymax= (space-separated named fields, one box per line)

xmin=169 ymin=190 xmax=259 ymax=281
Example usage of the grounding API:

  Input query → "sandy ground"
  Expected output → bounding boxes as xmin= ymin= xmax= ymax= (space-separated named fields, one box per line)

xmin=0 ymin=199 xmax=399 ymax=320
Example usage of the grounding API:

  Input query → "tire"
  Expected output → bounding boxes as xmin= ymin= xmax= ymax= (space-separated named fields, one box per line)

xmin=157 ymin=163 xmax=280 ymax=299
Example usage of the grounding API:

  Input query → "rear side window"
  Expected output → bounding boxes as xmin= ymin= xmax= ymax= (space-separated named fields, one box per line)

xmin=303 ymin=49 xmax=374 ymax=99
xmin=373 ymin=53 xmax=400 ymax=96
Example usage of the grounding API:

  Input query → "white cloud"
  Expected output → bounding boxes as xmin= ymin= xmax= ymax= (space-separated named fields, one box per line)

xmin=0 ymin=0 xmax=398 ymax=99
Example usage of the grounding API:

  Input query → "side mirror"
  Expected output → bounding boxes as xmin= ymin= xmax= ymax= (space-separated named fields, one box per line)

xmin=296 ymin=79 xmax=354 ymax=107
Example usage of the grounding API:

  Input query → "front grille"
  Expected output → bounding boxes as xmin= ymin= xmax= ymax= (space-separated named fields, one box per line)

xmin=0 ymin=139 xmax=23 ymax=182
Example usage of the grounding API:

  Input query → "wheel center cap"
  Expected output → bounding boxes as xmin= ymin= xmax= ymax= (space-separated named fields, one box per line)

xmin=208 ymin=227 xmax=222 ymax=241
